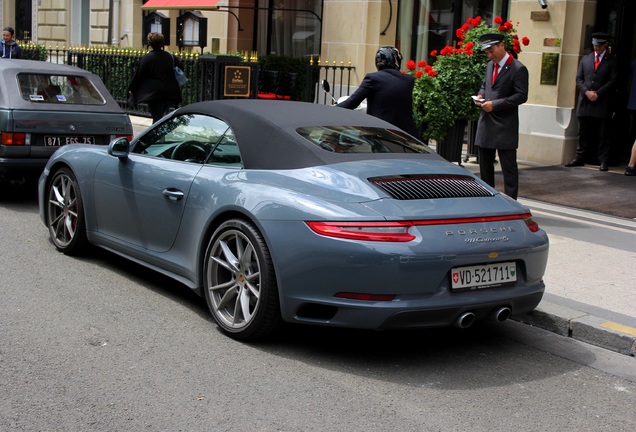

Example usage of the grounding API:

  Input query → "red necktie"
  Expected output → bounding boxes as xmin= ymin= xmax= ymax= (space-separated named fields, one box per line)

xmin=492 ymin=63 xmax=499 ymax=85
xmin=594 ymin=55 xmax=600 ymax=70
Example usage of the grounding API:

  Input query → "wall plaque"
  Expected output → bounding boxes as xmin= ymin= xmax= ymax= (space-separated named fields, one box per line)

xmin=224 ymin=66 xmax=251 ymax=97
xmin=531 ymin=11 xmax=550 ymax=21
xmin=540 ymin=53 xmax=559 ymax=85
xmin=543 ymin=38 xmax=561 ymax=47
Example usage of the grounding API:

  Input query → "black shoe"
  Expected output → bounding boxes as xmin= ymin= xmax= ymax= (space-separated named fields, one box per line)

xmin=625 ymin=166 xmax=636 ymax=176
xmin=599 ymin=162 xmax=608 ymax=172
xmin=565 ymin=158 xmax=584 ymax=167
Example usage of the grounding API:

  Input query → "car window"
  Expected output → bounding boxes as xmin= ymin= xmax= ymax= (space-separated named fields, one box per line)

xmin=17 ymin=73 xmax=106 ymax=105
xmin=205 ymin=128 xmax=242 ymax=167
xmin=296 ymin=126 xmax=432 ymax=154
xmin=132 ymin=113 xmax=242 ymax=167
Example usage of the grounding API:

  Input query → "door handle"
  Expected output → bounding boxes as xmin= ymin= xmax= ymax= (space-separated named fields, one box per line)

xmin=162 ymin=188 xmax=184 ymax=201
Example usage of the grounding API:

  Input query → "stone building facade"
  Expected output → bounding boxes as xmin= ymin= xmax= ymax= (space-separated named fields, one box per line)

xmin=1 ymin=0 xmax=635 ymax=165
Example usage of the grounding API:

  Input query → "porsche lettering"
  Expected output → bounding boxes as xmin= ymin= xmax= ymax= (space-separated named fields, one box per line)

xmin=445 ymin=227 xmax=516 ymax=236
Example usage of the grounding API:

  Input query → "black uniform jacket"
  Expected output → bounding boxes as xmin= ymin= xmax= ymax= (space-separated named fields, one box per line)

xmin=337 ymin=68 xmax=418 ymax=137
xmin=474 ymin=56 xmax=529 ymax=150
xmin=575 ymin=51 xmax=617 ymax=118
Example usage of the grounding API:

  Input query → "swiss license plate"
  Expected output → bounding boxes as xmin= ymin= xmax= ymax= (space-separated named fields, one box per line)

xmin=44 ymin=136 xmax=95 ymax=146
xmin=451 ymin=262 xmax=517 ymax=290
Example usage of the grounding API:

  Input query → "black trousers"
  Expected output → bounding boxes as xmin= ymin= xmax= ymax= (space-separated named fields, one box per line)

xmin=478 ymin=147 xmax=518 ymax=200
xmin=148 ymin=100 xmax=172 ymax=124
xmin=576 ymin=116 xmax=611 ymax=164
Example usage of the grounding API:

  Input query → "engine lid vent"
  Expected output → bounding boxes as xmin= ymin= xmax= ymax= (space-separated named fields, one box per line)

xmin=370 ymin=175 xmax=494 ymax=200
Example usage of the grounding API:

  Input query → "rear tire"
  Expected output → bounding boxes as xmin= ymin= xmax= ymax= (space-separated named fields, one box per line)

xmin=203 ymin=219 xmax=282 ymax=340
xmin=45 ymin=167 xmax=88 ymax=255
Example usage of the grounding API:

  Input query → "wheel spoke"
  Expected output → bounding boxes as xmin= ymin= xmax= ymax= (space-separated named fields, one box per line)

xmin=216 ymin=284 xmax=238 ymax=310
xmin=211 ymin=254 xmax=234 ymax=273
xmin=64 ymin=214 xmax=76 ymax=238
xmin=244 ymin=277 xmax=260 ymax=299
xmin=218 ymin=239 xmax=240 ymax=272
xmin=237 ymin=287 xmax=253 ymax=324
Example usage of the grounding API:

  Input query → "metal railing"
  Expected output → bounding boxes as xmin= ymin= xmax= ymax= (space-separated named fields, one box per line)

xmin=25 ymin=46 xmax=357 ymax=117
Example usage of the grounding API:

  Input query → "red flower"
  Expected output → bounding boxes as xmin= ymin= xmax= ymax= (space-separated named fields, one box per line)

xmin=465 ymin=41 xmax=475 ymax=50
xmin=415 ymin=70 xmax=423 ymax=79
xmin=406 ymin=59 xmax=416 ymax=70
xmin=522 ymin=36 xmax=530 ymax=46
xmin=430 ymin=50 xmax=438 ymax=57
xmin=467 ymin=16 xmax=481 ymax=27
xmin=418 ymin=60 xmax=426 ymax=68
xmin=428 ymin=69 xmax=438 ymax=77
xmin=494 ymin=16 xmax=503 ymax=24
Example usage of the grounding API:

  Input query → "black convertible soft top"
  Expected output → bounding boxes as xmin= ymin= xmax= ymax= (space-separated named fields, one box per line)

xmin=172 ymin=99 xmax=431 ymax=170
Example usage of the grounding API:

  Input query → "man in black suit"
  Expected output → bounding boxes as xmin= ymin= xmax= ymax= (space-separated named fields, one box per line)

xmin=337 ymin=46 xmax=418 ymax=137
xmin=566 ymin=32 xmax=617 ymax=171
xmin=474 ymin=33 xmax=529 ymax=200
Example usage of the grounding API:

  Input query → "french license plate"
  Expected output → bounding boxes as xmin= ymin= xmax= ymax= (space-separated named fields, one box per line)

xmin=451 ymin=262 xmax=517 ymax=290
xmin=44 ymin=136 xmax=95 ymax=146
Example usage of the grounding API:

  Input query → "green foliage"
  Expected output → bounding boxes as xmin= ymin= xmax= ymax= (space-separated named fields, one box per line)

xmin=19 ymin=41 xmax=48 ymax=61
xmin=258 ymin=54 xmax=311 ymax=101
xmin=412 ymin=73 xmax=453 ymax=142
xmin=433 ymin=52 xmax=483 ymax=124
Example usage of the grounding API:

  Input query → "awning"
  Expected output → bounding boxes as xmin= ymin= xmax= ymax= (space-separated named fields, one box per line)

xmin=141 ymin=0 xmax=219 ymax=10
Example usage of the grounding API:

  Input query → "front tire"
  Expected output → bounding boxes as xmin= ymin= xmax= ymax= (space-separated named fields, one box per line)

xmin=203 ymin=219 xmax=281 ymax=340
xmin=46 ymin=167 xmax=88 ymax=255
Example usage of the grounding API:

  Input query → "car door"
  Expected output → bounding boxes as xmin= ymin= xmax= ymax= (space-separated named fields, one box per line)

xmin=92 ymin=113 xmax=232 ymax=252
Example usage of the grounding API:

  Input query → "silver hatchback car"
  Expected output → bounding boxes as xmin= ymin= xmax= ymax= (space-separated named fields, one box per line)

xmin=0 ymin=59 xmax=132 ymax=183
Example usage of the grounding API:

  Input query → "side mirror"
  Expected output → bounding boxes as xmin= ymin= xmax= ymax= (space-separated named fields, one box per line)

xmin=108 ymin=137 xmax=130 ymax=159
xmin=321 ymin=79 xmax=337 ymax=104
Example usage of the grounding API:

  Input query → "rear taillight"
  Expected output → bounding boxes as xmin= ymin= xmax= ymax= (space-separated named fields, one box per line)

xmin=111 ymin=134 xmax=133 ymax=142
xmin=522 ymin=214 xmax=540 ymax=232
xmin=1 ymin=132 xmax=28 ymax=145
xmin=306 ymin=221 xmax=416 ymax=242
xmin=334 ymin=292 xmax=396 ymax=301
xmin=307 ymin=213 xmax=541 ymax=242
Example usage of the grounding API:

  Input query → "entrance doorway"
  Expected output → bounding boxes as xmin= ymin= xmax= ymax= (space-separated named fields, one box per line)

xmin=597 ymin=0 xmax=636 ymax=163
xmin=15 ymin=1 xmax=33 ymax=41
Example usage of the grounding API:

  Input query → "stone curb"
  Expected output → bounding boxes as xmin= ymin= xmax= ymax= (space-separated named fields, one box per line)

xmin=513 ymin=301 xmax=636 ymax=357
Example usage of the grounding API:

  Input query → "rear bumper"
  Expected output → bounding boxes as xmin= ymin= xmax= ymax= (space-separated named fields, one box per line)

xmin=0 ymin=157 xmax=47 ymax=179
xmin=285 ymin=282 xmax=545 ymax=330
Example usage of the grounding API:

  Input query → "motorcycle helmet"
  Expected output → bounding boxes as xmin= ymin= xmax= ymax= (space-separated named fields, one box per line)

xmin=375 ymin=46 xmax=402 ymax=70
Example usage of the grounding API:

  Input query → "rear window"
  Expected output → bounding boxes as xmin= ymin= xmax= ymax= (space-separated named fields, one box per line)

xmin=17 ymin=73 xmax=106 ymax=105
xmin=296 ymin=126 xmax=432 ymax=154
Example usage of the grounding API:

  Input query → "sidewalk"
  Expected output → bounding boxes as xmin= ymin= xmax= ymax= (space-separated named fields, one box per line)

xmin=129 ymin=115 xmax=636 ymax=357
xmin=459 ymin=156 xmax=636 ymax=357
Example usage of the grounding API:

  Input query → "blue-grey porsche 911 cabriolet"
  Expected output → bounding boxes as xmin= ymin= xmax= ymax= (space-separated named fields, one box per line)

xmin=39 ymin=100 xmax=549 ymax=340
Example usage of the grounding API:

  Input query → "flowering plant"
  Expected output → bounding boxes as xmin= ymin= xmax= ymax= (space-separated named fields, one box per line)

xmin=406 ymin=16 xmax=530 ymax=142
xmin=457 ymin=15 xmax=530 ymax=65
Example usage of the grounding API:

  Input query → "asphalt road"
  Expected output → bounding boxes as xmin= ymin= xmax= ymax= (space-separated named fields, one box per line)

xmin=1 ymin=182 xmax=635 ymax=431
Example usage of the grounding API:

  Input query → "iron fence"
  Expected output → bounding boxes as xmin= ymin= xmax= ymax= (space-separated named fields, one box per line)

xmin=27 ymin=46 xmax=356 ymax=117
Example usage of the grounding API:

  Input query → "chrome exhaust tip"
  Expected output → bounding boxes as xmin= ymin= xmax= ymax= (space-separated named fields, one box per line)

xmin=454 ymin=311 xmax=476 ymax=329
xmin=490 ymin=306 xmax=512 ymax=323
